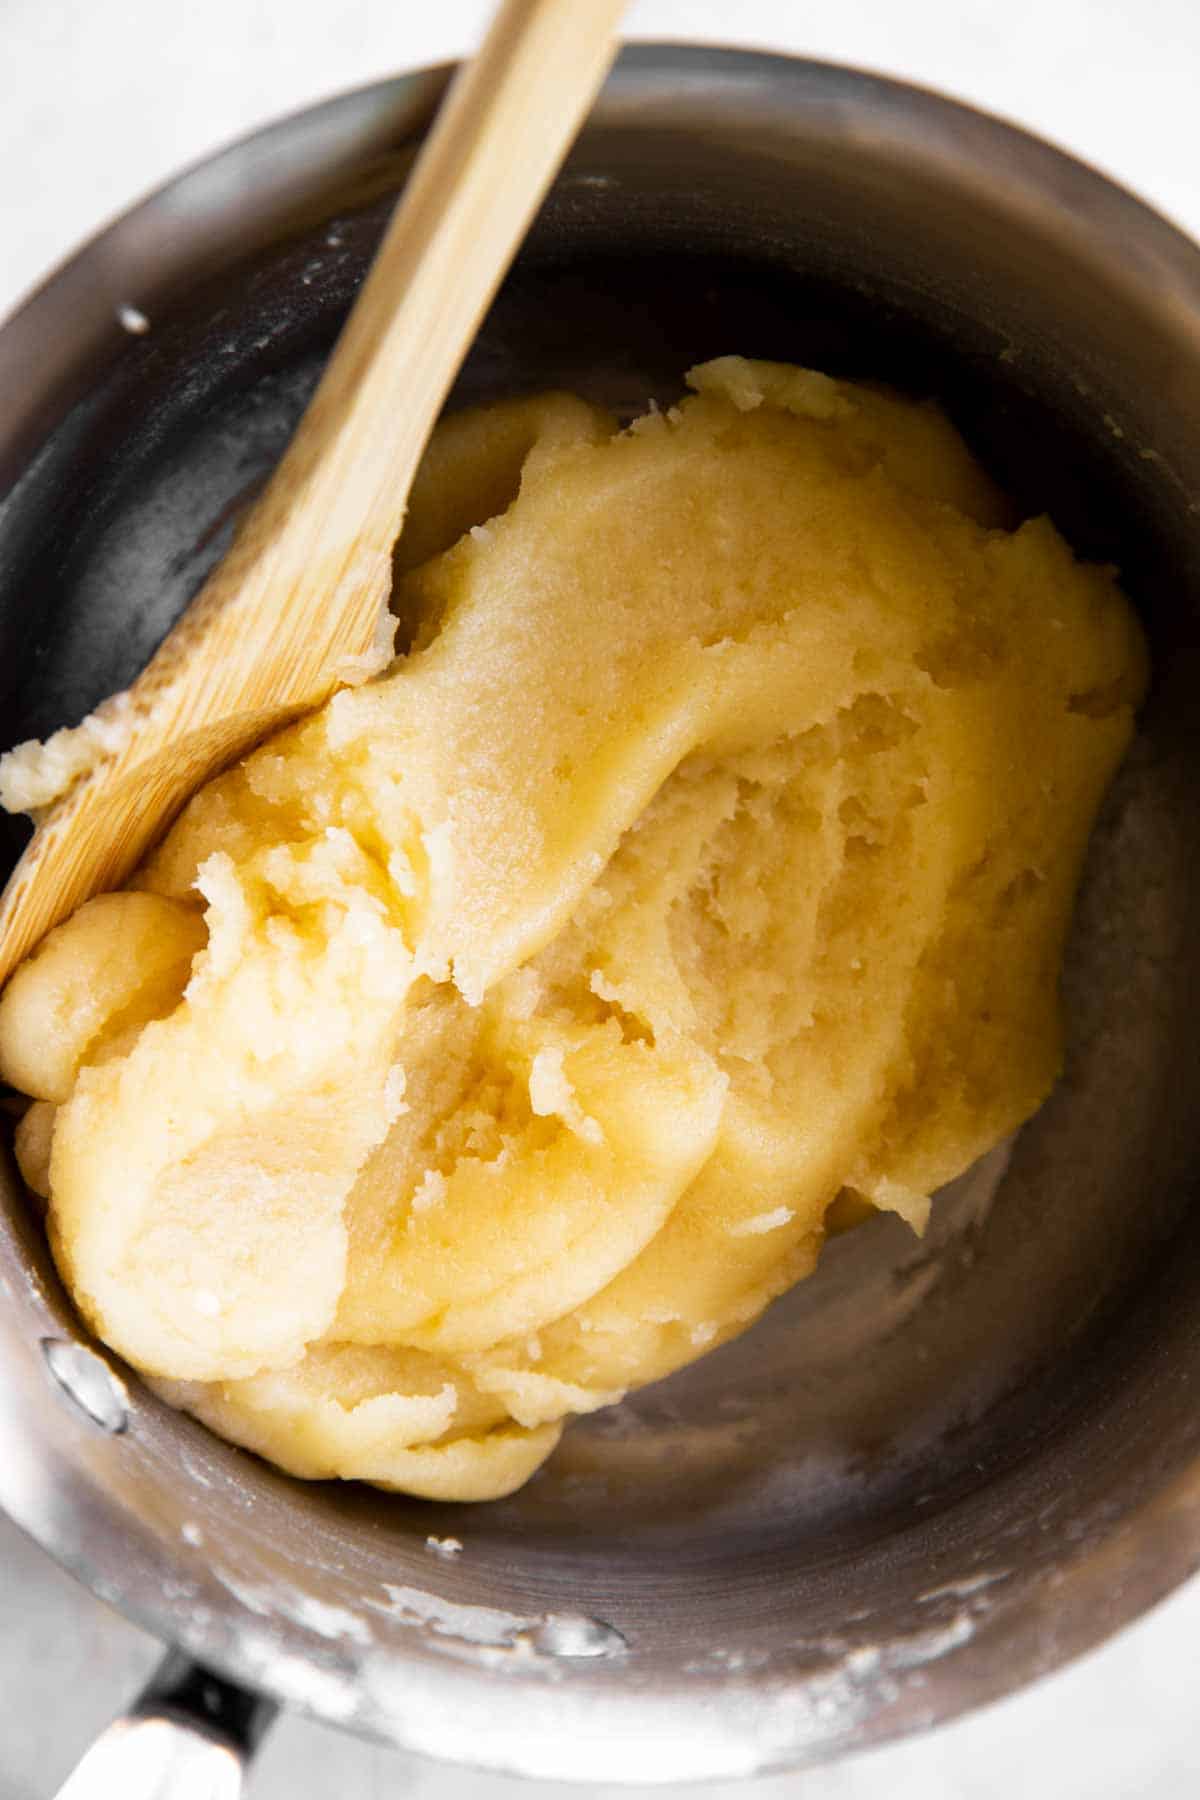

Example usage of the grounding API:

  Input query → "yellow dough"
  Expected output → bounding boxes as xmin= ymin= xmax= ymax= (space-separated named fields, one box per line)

xmin=0 ymin=359 xmax=1147 ymax=1501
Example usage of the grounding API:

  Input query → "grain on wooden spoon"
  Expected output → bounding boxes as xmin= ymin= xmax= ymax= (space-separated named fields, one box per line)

xmin=0 ymin=0 xmax=625 ymax=987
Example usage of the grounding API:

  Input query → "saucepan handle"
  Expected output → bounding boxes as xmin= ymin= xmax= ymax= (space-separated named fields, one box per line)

xmin=52 ymin=1649 xmax=278 ymax=1800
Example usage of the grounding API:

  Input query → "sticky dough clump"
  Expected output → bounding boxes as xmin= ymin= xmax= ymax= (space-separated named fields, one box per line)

xmin=0 ymin=360 xmax=1147 ymax=1501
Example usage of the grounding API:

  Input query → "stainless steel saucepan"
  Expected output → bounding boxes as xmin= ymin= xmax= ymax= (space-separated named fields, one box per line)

xmin=2 ymin=44 xmax=1199 ymax=1796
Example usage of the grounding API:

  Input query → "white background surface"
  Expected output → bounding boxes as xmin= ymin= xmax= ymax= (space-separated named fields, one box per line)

xmin=1 ymin=2 xmax=1199 ymax=1796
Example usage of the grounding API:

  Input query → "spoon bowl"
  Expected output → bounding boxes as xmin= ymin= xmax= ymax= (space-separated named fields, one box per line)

xmin=0 ymin=0 xmax=624 ymax=985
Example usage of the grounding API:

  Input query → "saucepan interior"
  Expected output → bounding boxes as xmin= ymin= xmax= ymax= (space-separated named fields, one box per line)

xmin=1 ymin=47 xmax=1199 ymax=1785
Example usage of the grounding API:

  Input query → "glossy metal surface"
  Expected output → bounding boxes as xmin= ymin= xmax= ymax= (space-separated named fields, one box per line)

xmin=54 ymin=1650 xmax=277 ymax=1800
xmin=2 ymin=46 xmax=1200 ymax=1784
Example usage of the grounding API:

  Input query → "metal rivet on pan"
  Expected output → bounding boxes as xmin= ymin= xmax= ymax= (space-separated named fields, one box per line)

xmin=41 ymin=1338 xmax=130 ymax=1434
xmin=529 ymin=1614 xmax=628 ymax=1659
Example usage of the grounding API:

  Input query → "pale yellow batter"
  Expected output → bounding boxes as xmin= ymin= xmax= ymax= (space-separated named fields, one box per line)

xmin=0 ymin=359 xmax=1147 ymax=1500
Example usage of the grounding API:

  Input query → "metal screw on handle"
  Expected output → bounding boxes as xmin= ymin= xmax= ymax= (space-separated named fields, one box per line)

xmin=52 ymin=1651 xmax=278 ymax=1800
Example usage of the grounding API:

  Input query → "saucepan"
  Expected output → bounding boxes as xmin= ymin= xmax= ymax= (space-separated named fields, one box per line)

xmin=2 ymin=43 xmax=1200 ymax=1796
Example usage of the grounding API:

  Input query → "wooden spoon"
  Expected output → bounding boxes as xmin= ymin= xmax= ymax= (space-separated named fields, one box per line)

xmin=0 ymin=0 xmax=625 ymax=986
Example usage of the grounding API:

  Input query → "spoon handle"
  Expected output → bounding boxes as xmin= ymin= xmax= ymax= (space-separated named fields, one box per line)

xmin=0 ymin=0 xmax=623 ymax=982
xmin=208 ymin=0 xmax=629 ymax=688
